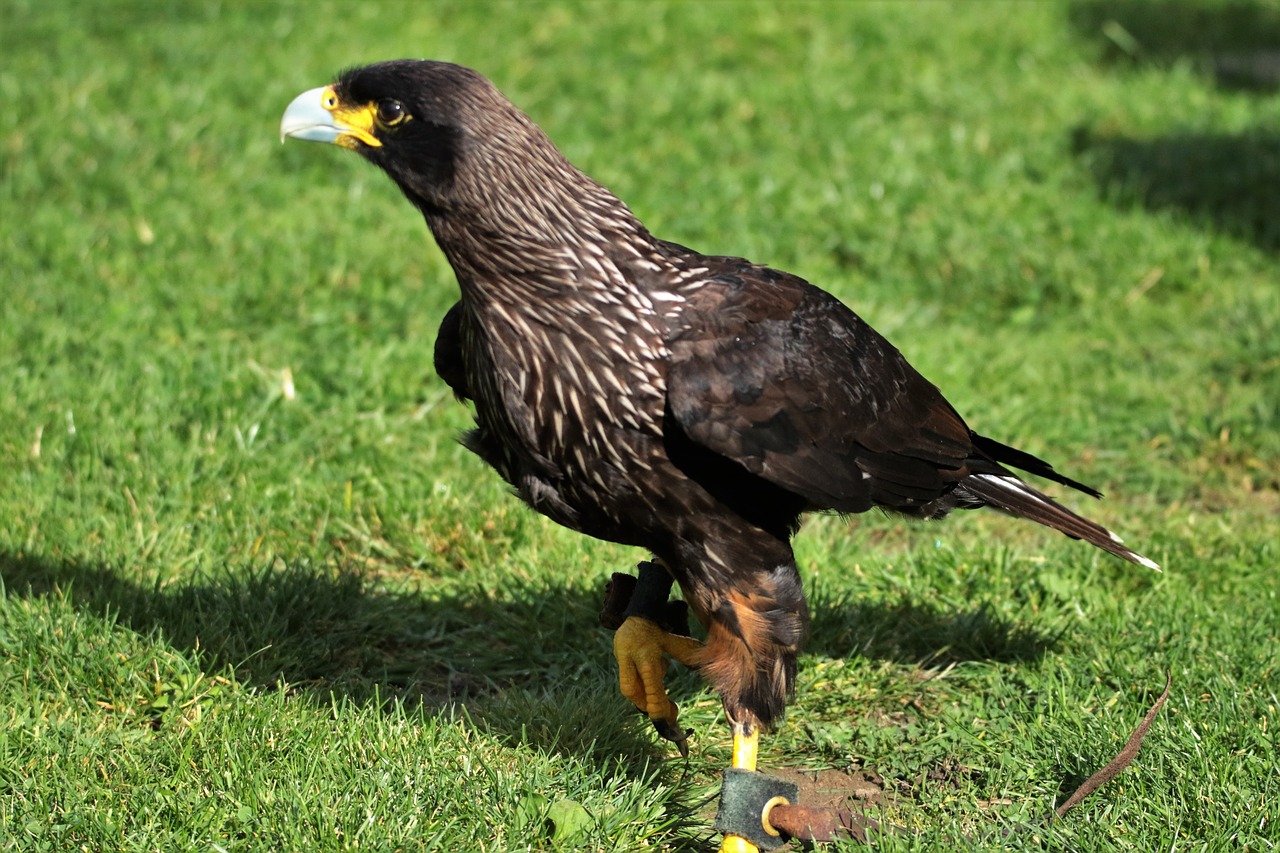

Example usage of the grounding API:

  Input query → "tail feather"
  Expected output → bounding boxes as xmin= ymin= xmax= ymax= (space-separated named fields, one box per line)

xmin=961 ymin=472 xmax=1160 ymax=571
xmin=970 ymin=433 xmax=1102 ymax=498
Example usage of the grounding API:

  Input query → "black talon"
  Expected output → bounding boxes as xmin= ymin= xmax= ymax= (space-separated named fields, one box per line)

xmin=651 ymin=717 xmax=693 ymax=758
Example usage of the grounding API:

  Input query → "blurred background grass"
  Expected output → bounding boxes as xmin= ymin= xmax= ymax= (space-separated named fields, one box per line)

xmin=1 ymin=1 xmax=1276 ymax=850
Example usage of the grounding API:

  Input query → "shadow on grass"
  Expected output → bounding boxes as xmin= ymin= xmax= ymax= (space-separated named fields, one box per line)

xmin=0 ymin=549 xmax=717 ymax=850
xmin=1 ymin=550 xmax=516 ymax=704
xmin=1068 ymin=0 xmax=1280 ymax=91
xmin=0 ymin=549 xmax=665 ymax=758
xmin=1073 ymin=127 xmax=1280 ymax=252
xmin=808 ymin=592 xmax=1058 ymax=667
xmin=0 ymin=546 xmax=1055 ymax=747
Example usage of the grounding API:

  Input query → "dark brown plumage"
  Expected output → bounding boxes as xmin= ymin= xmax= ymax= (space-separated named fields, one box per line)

xmin=282 ymin=60 xmax=1157 ymax=743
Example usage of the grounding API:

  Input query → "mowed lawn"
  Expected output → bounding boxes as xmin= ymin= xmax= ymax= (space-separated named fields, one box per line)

xmin=2 ymin=1 xmax=1276 ymax=850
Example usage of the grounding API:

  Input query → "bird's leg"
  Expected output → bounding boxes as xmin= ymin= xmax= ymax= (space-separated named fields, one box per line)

xmin=612 ymin=560 xmax=702 ymax=756
xmin=718 ymin=721 xmax=764 ymax=853
xmin=730 ymin=724 xmax=759 ymax=773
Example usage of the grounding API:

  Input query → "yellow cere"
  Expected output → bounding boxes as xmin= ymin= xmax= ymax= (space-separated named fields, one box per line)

xmin=322 ymin=86 xmax=382 ymax=150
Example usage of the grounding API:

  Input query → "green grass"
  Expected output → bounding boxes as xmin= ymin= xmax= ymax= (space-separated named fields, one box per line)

xmin=2 ymin=1 xmax=1277 ymax=850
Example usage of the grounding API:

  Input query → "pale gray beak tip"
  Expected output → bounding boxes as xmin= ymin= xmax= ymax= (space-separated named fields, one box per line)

xmin=280 ymin=86 xmax=341 ymax=145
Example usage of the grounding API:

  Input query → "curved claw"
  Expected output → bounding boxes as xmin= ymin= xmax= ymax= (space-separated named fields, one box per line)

xmin=613 ymin=616 xmax=702 ymax=756
xmin=651 ymin=716 xmax=695 ymax=758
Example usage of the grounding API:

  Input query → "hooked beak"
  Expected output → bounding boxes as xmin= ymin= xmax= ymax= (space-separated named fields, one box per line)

xmin=280 ymin=86 xmax=381 ymax=149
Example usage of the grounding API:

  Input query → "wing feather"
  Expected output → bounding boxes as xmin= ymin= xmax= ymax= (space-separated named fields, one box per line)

xmin=665 ymin=261 xmax=974 ymax=513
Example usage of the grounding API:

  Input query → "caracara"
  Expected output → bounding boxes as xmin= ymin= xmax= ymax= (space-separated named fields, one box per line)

xmin=282 ymin=60 xmax=1157 ymax=853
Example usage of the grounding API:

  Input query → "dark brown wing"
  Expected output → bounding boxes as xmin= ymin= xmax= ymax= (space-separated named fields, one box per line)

xmin=665 ymin=261 xmax=976 ymax=514
xmin=434 ymin=301 xmax=470 ymax=399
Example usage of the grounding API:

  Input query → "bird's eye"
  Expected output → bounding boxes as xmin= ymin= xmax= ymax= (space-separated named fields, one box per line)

xmin=322 ymin=90 xmax=338 ymax=110
xmin=376 ymin=99 xmax=408 ymax=127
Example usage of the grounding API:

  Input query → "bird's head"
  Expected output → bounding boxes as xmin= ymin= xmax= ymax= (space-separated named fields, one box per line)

xmin=281 ymin=60 xmax=645 ymax=264
xmin=281 ymin=60 xmax=532 ymax=212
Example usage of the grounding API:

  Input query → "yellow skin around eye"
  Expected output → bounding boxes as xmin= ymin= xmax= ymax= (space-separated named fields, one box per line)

xmin=377 ymin=101 xmax=409 ymax=128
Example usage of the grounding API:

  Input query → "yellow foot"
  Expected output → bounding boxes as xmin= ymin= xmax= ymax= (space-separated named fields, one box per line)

xmin=719 ymin=729 xmax=762 ymax=853
xmin=613 ymin=615 xmax=702 ymax=756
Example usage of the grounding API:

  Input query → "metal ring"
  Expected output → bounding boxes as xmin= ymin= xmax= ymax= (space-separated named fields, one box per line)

xmin=760 ymin=795 xmax=790 ymax=837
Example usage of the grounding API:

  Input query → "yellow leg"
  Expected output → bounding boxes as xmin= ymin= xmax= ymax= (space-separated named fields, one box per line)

xmin=721 ymin=834 xmax=759 ymax=853
xmin=719 ymin=729 xmax=761 ymax=853
xmin=731 ymin=729 xmax=759 ymax=772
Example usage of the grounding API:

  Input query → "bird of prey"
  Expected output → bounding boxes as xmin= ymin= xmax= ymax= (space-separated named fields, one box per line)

xmin=282 ymin=61 xmax=1157 ymax=853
